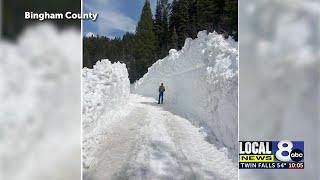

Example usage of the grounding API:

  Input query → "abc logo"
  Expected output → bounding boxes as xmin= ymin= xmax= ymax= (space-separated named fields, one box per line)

xmin=275 ymin=140 xmax=304 ymax=162
xmin=290 ymin=149 xmax=304 ymax=162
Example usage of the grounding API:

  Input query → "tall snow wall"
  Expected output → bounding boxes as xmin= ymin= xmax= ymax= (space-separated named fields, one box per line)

xmin=134 ymin=31 xmax=238 ymax=158
xmin=82 ymin=60 xmax=130 ymax=168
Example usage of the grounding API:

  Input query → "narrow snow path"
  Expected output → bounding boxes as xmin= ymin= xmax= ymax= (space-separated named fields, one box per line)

xmin=84 ymin=95 xmax=237 ymax=180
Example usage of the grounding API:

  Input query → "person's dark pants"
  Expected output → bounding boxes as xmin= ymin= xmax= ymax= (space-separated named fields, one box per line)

xmin=158 ymin=92 xmax=164 ymax=104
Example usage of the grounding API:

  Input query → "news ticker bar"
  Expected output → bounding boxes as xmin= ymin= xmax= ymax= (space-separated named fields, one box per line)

xmin=239 ymin=162 xmax=304 ymax=169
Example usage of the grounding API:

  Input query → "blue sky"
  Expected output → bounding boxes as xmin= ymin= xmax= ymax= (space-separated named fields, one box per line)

xmin=83 ymin=0 xmax=158 ymax=38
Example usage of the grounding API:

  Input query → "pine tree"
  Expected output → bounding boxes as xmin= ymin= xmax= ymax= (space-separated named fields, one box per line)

xmin=169 ymin=0 xmax=178 ymax=29
xmin=187 ymin=0 xmax=198 ymax=38
xmin=83 ymin=46 xmax=92 ymax=68
xmin=220 ymin=0 xmax=238 ymax=40
xmin=154 ymin=0 xmax=170 ymax=58
xmin=169 ymin=0 xmax=178 ymax=43
xmin=169 ymin=26 xmax=178 ymax=50
xmin=154 ymin=0 xmax=164 ymax=58
xmin=135 ymin=0 xmax=156 ymax=77
xmin=175 ymin=0 xmax=189 ymax=49
xmin=160 ymin=0 xmax=170 ymax=57
xmin=197 ymin=0 xmax=221 ymax=32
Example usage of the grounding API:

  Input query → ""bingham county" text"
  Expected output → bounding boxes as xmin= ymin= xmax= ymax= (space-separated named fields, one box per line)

xmin=25 ymin=12 xmax=98 ymax=21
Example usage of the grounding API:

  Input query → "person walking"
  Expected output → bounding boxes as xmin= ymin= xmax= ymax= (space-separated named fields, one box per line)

xmin=158 ymin=83 xmax=165 ymax=104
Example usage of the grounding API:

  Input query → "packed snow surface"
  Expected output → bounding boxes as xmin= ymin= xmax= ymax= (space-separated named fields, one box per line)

xmin=83 ymin=95 xmax=237 ymax=180
xmin=0 ymin=25 xmax=81 ymax=180
xmin=134 ymin=31 xmax=238 ymax=158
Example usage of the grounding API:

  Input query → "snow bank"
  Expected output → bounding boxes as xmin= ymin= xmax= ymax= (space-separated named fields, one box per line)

xmin=134 ymin=31 xmax=238 ymax=158
xmin=0 ymin=24 xmax=81 ymax=180
xmin=82 ymin=59 xmax=130 ymax=169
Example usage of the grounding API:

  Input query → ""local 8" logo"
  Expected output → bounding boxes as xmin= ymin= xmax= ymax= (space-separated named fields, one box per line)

xmin=275 ymin=140 xmax=304 ymax=162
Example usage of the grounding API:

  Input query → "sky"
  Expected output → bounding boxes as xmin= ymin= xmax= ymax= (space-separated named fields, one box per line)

xmin=83 ymin=0 xmax=158 ymax=38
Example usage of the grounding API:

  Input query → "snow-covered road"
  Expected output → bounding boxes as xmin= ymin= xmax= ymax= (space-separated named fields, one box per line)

xmin=83 ymin=95 xmax=237 ymax=180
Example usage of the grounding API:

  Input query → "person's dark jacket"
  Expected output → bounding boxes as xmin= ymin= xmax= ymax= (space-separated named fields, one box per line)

xmin=159 ymin=85 xmax=165 ymax=93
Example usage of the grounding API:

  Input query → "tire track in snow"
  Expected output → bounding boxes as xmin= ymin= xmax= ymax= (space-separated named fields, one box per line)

xmin=146 ymin=105 xmax=200 ymax=180
xmin=164 ymin=112 xmax=237 ymax=180
xmin=84 ymin=104 xmax=149 ymax=180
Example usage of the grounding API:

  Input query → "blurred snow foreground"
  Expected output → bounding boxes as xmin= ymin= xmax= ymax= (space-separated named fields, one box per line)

xmin=0 ymin=25 xmax=81 ymax=179
xmin=239 ymin=0 xmax=319 ymax=179
xmin=83 ymin=31 xmax=238 ymax=179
